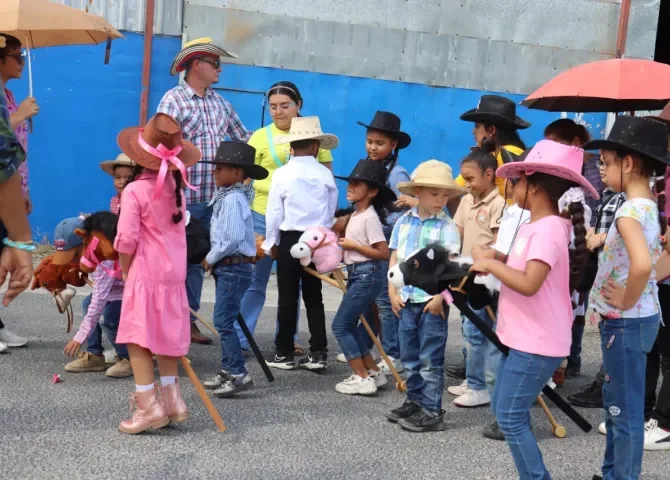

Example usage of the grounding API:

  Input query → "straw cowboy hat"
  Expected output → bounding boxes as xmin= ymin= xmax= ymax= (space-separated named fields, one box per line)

xmin=334 ymin=160 xmax=397 ymax=202
xmin=100 ymin=153 xmax=136 ymax=176
xmin=169 ymin=37 xmax=237 ymax=76
xmin=357 ymin=111 xmax=411 ymax=149
xmin=275 ymin=116 xmax=339 ymax=150
xmin=460 ymin=95 xmax=531 ymax=130
xmin=397 ymin=160 xmax=468 ymax=195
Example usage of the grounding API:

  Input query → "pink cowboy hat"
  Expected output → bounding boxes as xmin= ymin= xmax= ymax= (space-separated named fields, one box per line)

xmin=496 ymin=139 xmax=599 ymax=200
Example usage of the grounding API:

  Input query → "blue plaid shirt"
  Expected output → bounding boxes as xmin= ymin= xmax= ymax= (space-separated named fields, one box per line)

xmin=384 ymin=163 xmax=411 ymax=238
xmin=0 ymin=82 xmax=25 ymax=184
xmin=206 ymin=183 xmax=256 ymax=265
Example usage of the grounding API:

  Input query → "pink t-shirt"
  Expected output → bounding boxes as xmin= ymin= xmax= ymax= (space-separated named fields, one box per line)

xmin=496 ymin=215 xmax=573 ymax=358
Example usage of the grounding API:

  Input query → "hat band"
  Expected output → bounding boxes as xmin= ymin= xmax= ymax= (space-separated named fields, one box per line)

xmin=137 ymin=131 xmax=198 ymax=200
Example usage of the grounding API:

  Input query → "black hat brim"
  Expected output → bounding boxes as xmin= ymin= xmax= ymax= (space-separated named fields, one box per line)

xmin=201 ymin=161 xmax=269 ymax=180
xmin=356 ymin=121 xmax=411 ymax=149
xmin=459 ymin=109 xmax=531 ymax=130
xmin=582 ymin=139 xmax=670 ymax=168
xmin=333 ymin=175 xmax=398 ymax=202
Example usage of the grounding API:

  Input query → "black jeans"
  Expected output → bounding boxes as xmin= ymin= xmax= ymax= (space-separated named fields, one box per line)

xmin=645 ymin=284 xmax=670 ymax=429
xmin=275 ymin=230 xmax=327 ymax=356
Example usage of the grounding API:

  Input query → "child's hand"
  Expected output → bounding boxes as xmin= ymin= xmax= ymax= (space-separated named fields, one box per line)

xmin=64 ymin=339 xmax=82 ymax=357
xmin=395 ymin=195 xmax=419 ymax=209
xmin=202 ymin=260 xmax=211 ymax=272
xmin=390 ymin=292 xmax=405 ymax=317
xmin=602 ymin=279 xmax=631 ymax=310
xmin=472 ymin=245 xmax=495 ymax=262
xmin=337 ymin=238 xmax=358 ymax=251
xmin=586 ymin=232 xmax=606 ymax=251
xmin=469 ymin=259 xmax=492 ymax=275
xmin=424 ymin=295 xmax=446 ymax=318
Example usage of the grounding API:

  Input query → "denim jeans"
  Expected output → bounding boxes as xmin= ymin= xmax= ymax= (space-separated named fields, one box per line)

xmin=463 ymin=303 xmax=495 ymax=391
xmin=600 ymin=314 xmax=660 ymax=480
xmin=82 ymin=294 xmax=127 ymax=358
xmin=377 ymin=259 xmax=400 ymax=359
xmin=492 ymin=348 xmax=563 ymax=480
xmin=332 ymin=261 xmax=383 ymax=360
xmin=399 ymin=302 xmax=449 ymax=414
xmin=213 ymin=263 xmax=253 ymax=376
xmin=483 ymin=296 xmax=502 ymax=394
xmin=237 ymin=210 xmax=299 ymax=350
xmin=186 ymin=202 xmax=212 ymax=323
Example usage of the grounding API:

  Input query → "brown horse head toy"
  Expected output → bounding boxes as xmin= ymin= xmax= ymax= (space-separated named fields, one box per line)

xmin=75 ymin=211 xmax=120 ymax=275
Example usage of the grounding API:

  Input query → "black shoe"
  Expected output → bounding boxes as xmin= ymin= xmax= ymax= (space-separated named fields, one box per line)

xmin=482 ymin=421 xmax=505 ymax=441
xmin=444 ymin=363 xmax=466 ymax=380
xmin=266 ymin=352 xmax=296 ymax=370
xmin=565 ymin=361 xmax=581 ymax=378
xmin=568 ymin=380 xmax=603 ymax=408
xmin=398 ymin=410 xmax=447 ymax=432
xmin=298 ymin=351 xmax=327 ymax=371
xmin=592 ymin=475 xmax=602 ymax=480
xmin=385 ymin=400 xmax=422 ymax=423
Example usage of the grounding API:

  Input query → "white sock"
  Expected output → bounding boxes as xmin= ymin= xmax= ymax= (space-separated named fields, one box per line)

xmin=160 ymin=376 xmax=176 ymax=386
xmin=135 ymin=383 xmax=154 ymax=392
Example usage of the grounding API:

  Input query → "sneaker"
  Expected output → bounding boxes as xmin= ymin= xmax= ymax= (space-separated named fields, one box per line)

xmin=266 ymin=353 xmax=297 ymax=370
xmin=482 ymin=420 xmax=505 ymax=441
xmin=598 ymin=422 xmax=606 ymax=435
xmin=336 ymin=353 xmax=347 ymax=363
xmin=386 ymin=400 xmax=422 ymax=423
xmin=644 ymin=419 xmax=670 ymax=450
xmin=298 ymin=351 xmax=327 ymax=371
xmin=105 ymin=357 xmax=133 ymax=378
xmin=0 ymin=341 xmax=7 ymax=354
xmin=398 ymin=409 xmax=447 ymax=432
xmin=64 ymin=352 xmax=107 ymax=373
xmin=335 ymin=374 xmax=377 ymax=395
xmin=453 ymin=389 xmax=491 ymax=408
xmin=368 ymin=369 xmax=388 ymax=388
xmin=0 ymin=328 xmax=27 ymax=347
xmin=213 ymin=372 xmax=253 ymax=398
xmin=447 ymin=379 xmax=468 ymax=396
xmin=377 ymin=356 xmax=404 ymax=374
xmin=567 ymin=380 xmax=603 ymax=408
xmin=204 ymin=370 xmax=230 ymax=390
xmin=103 ymin=349 xmax=117 ymax=364
xmin=565 ymin=360 xmax=581 ymax=378
xmin=444 ymin=362 xmax=466 ymax=380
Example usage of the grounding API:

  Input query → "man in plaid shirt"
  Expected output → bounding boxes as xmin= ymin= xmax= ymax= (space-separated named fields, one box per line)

xmin=158 ymin=38 xmax=251 ymax=344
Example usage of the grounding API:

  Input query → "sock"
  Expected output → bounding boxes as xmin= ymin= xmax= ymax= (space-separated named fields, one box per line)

xmin=160 ymin=376 xmax=176 ymax=386
xmin=135 ymin=383 xmax=154 ymax=392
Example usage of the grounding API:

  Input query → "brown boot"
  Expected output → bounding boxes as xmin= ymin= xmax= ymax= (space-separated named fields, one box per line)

xmin=160 ymin=380 xmax=189 ymax=424
xmin=118 ymin=387 xmax=170 ymax=435
xmin=191 ymin=322 xmax=212 ymax=345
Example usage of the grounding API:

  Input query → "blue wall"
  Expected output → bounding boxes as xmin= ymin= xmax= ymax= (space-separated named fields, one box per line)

xmin=9 ymin=32 xmax=607 ymax=240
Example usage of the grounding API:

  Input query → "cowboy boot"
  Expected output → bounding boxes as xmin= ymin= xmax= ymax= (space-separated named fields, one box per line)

xmin=160 ymin=380 xmax=189 ymax=424
xmin=119 ymin=387 xmax=170 ymax=435
xmin=191 ymin=322 xmax=212 ymax=345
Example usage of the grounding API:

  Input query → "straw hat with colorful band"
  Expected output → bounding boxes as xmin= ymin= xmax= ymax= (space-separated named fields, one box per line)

xmin=460 ymin=95 xmax=531 ymax=130
xmin=274 ymin=116 xmax=339 ymax=150
xmin=169 ymin=37 xmax=237 ymax=76
xmin=117 ymin=113 xmax=201 ymax=200
xmin=496 ymin=140 xmax=600 ymax=200
xmin=100 ymin=153 xmax=136 ymax=176
xmin=334 ymin=160 xmax=397 ymax=202
xmin=397 ymin=160 xmax=468 ymax=195
xmin=357 ymin=111 xmax=411 ymax=149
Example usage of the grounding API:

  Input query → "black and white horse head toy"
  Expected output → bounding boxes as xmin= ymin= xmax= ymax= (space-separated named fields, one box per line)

xmin=387 ymin=245 xmax=499 ymax=310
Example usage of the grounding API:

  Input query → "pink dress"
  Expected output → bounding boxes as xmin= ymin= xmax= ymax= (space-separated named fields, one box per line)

xmin=114 ymin=171 xmax=190 ymax=356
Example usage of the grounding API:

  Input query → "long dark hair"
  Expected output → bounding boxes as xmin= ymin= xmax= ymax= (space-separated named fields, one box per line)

xmin=482 ymin=124 xmax=527 ymax=151
xmin=544 ymin=119 xmax=590 ymax=145
xmin=121 ymin=164 xmax=183 ymax=224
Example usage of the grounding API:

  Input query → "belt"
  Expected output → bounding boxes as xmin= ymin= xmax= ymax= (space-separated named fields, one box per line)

xmin=216 ymin=255 xmax=255 ymax=267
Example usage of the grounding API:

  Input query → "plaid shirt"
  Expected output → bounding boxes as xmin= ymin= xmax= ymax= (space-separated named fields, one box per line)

xmin=110 ymin=194 xmax=120 ymax=214
xmin=157 ymin=83 xmax=251 ymax=205
xmin=582 ymin=155 xmax=605 ymax=227
xmin=0 ymin=83 xmax=25 ymax=185
xmin=595 ymin=188 xmax=626 ymax=235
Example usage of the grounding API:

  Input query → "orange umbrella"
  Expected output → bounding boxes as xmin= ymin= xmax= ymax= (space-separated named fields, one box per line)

xmin=521 ymin=58 xmax=670 ymax=112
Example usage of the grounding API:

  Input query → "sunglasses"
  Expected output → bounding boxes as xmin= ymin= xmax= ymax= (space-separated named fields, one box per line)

xmin=196 ymin=57 xmax=220 ymax=69
xmin=4 ymin=51 xmax=26 ymax=65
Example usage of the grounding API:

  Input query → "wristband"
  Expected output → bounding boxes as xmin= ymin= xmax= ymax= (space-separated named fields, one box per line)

xmin=3 ymin=238 xmax=37 ymax=252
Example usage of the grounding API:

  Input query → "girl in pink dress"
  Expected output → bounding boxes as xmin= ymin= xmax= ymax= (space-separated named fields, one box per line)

xmin=114 ymin=113 xmax=200 ymax=435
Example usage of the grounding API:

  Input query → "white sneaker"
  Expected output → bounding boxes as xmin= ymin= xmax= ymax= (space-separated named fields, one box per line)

xmin=599 ymin=422 xmax=606 ymax=435
xmin=0 ymin=328 xmax=27 ymax=347
xmin=368 ymin=369 xmax=388 ymax=388
xmin=453 ymin=388 xmax=491 ymax=407
xmin=448 ymin=379 xmax=468 ymax=396
xmin=644 ymin=419 xmax=670 ymax=450
xmin=336 ymin=353 xmax=347 ymax=363
xmin=103 ymin=349 xmax=117 ymax=364
xmin=377 ymin=356 xmax=404 ymax=374
xmin=335 ymin=374 xmax=378 ymax=395
xmin=0 ymin=341 xmax=7 ymax=354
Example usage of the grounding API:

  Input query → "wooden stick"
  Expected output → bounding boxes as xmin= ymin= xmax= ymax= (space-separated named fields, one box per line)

xmin=189 ymin=308 xmax=218 ymax=336
xmin=537 ymin=395 xmax=567 ymax=438
xmin=179 ymin=356 xmax=227 ymax=433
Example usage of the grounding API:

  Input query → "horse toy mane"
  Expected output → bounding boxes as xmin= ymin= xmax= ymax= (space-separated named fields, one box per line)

xmin=290 ymin=226 xmax=342 ymax=274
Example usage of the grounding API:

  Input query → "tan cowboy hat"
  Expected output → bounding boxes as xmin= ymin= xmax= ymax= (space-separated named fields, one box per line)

xmin=274 ymin=116 xmax=339 ymax=150
xmin=170 ymin=37 xmax=237 ymax=76
xmin=117 ymin=113 xmax=201 ymax=171
xmin=397 ymin=160 xmax=468 ymax=195
xmin=100 ymin=153 xmax=136 ymax=176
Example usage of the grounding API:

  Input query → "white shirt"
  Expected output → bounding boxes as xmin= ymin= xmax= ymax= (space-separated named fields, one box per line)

xmin=262 ymin=155 xmax=338 ymax=252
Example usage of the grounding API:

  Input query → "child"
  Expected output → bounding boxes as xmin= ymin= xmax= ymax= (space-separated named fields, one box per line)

xmin=63 ymin=212 xmax=131 ymax=378
xmin=470 ymin=139 xmax=597 ymax=478
xmin=100 ymin=154 xmax=136 ymax=214
xmin=450 ymin=144 xmax=505 ymax=409
xmin=201 ymin=141 xmax=268 ymax=397
xmin=113 ymin=113 xmax=200 ymax=435
xmin=331 ymin=160 xmax=394 ymax=395
xmin=261 ymin=116 xmax=338 ymax=370
xmin=385 ymin=160 xmax=465 ymax=432
xmin=583 ymin=116 xmax=667 ymax=480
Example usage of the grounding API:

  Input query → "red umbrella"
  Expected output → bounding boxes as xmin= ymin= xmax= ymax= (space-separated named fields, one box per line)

xmin=521 ymin=58 xmax=670 ymax=112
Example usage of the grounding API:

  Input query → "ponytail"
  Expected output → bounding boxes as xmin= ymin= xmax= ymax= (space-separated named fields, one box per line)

xmin=172 ymin=170 xmax=184 ymax=224
xmin=562 ymin=201 xmax=587 ymax=291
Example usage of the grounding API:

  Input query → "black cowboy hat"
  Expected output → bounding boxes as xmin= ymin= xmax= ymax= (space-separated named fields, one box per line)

xmin=357 ymin=111 xmax=411 ymax=149
xmin=335 ymin=160 xmax=397 ymax=202
xmin=203 ymin=141 xmax=269 ymax=180
xmin=583 ymin=116 xmax=670 ymax=168
xmin=460 ymin=95 xmax=531 ymax=130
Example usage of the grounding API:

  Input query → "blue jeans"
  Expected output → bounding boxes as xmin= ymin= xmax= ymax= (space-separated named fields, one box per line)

xmin=377 ymin=260 xmax=400 ymax=359
xmin=82 ymin=294 xmax=127 ymax=358
xmin=492 ymin=348 xmax=563 ymax=480
xmin=213 ymin=263 xmax=253 ymax=376
xmin=600 ymin=314 xmax=660 ymax=480
xmin=186 ymin=202 xmax=212 ymax=323
xmin=332 ymin=261 xmax=383 ymax=360
xmin=237 ymin=211 xmax=299 ymax=350
xmin=399 ymin=302 xmax=449 ymax=414
xmin=483 ymin=296 xmax=502 ymax=394
xmin=463 ymin=303 xmax=495 ymax=391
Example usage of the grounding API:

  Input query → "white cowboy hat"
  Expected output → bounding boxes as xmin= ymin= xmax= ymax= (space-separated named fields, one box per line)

xmin=274 ymin=116 xmax=339 ymax=150
xmin=100 ymin=153 xmax=136 ymax=176
xmin=397 ymin=160 xmax=468 ymax=195
xmin=169 ymin=37 xmax=237 ymax=76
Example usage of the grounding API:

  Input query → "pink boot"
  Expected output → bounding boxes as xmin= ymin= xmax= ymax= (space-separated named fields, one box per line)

xmin=161 ymin=380 xmax=189 ymax=424
xmin=119 ymin=387 xmax=170 ymax=435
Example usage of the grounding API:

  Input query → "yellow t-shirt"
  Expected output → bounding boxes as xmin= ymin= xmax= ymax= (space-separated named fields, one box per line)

xmin=455 ymin=144 xmax=525 ymax=198
xmin=248 ymin=123 xmax=334 ymax=215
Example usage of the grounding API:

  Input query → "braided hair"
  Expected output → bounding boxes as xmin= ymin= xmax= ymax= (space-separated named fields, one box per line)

xmin=117 ymin=165 xmax=183 ymax=224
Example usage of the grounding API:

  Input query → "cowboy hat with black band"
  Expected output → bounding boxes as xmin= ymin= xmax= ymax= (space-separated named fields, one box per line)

xmin=357 ymin=111 xmax=411 ymax=149
xmin=201 ymin=141 xmax=269 ymax=180
xmin=335 ymin=160 xmax=397 ymax=202
xmin=460 ymin=95 xmax=531 ymax=130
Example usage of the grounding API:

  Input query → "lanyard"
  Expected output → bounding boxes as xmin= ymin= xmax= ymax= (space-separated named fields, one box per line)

xmin=266 ymin=126 xmax=285 ymax=169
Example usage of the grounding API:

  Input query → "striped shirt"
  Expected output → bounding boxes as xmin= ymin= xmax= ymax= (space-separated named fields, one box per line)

xmin=581 ymin=155 xmax=605 ymax=227
xmin=389 ymin=208 xmax=461 ymax=303
xmin=157 ymin=83 xmax=251 ymax=205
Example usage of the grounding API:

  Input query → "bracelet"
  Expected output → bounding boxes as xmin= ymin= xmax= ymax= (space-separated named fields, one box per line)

xmin=2 ymin=238 xmax=37 ymax=252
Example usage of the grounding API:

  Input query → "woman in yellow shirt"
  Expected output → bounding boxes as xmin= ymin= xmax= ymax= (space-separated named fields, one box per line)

xmin=237 ymin=81 xmax=333 ymax=353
